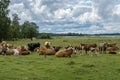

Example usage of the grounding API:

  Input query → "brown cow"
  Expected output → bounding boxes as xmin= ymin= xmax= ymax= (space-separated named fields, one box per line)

xmin=38 ymin=48 xmax=56 ymax=55
xmin=20 ymin=50 xmax=30 ymax=55
xmin=74 ymin=45 xmax=83 ymax=54
xmin=16 ymin=45 xmax=30 ymax=55
xmin=107 ymin=45 xmax=118 ymax=55
xmin=107 ymin=46 xmax=118 ymax=52
xmin=65 ymin=44 xmax=73 ymax=49
xmin=80 ymin=43 xmax=97 ymax=54
xmin=6 ymin=43 xmax=14 ymax=49
xmin=55 ymin=47 xmax=74 ymax=57
xmin=74 ymin=45 xmax=82 ymax=51
xmin=1 ymin=41 xmax=7 ymax=46
xmin=45 ymin=41 xmax=51 ymax=49
xmin=107 ymin=43 xmax=116 ymax=47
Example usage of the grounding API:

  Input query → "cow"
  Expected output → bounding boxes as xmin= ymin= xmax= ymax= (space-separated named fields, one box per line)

xmin=107 ymin=43 xmax=116 ymax=47
xmin=6 ymin=43 xmax=14 ymax=49
xmin=1 ymin=41 xmax=7 ymax=46
xmin=107 ymin=46 xmax=118 ymax=52
xmin=0 ymin=47 xmax=2 ymax=54
xmin=1 ymin=45 xmax=8 ymax=55
xmin=13 ymin=49 xmax=20 ymax=56
xmin=38 ymin=48 xmax=56 ymax=55
xmin=65 ymin=44 xmax=73 ymax=49
xmin=1 ymin=46 xmax=16 ymax=55
xmin=55 ymin=47 xmax=74 ymax=57
xmin=106 ymin=44 xmax=118 ymax=55
xmin=53 ymin=46 xmax=62 ymax=52
xmin=17 ymin=45 xmax=30 ymax=55
xmin=44 ymin=41 xmax=51 ymax=49
xmin=74 ymin=45 xmax=83 ymax=54
xmin=98 ymin=43 xmax=108 ymax=54
xmin=89 ymin=47 xmax=100 ymax=56
xmin=28 ymin=42 xmax=40 ymax=51
xmin=80 ymin=43 xmax=97 ymax=54
xmin=36 ymin=48 xmax=56 ymax=58
xmin=20 ymin=50 xmax=30 ymax=55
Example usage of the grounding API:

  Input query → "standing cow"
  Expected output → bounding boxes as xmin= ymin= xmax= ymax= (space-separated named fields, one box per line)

xmin=98 ymin=43 xmax=108 ymax=54
xmin=80 ymin=43 xmax=97 ymax=54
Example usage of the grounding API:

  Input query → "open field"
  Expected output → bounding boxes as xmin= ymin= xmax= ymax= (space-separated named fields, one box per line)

xmin=0 ymin=37 xmax=120 ymax=80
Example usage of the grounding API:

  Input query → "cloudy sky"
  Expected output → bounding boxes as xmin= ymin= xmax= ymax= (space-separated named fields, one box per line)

xmin=9 ymin=0 xmax=120 ymax=34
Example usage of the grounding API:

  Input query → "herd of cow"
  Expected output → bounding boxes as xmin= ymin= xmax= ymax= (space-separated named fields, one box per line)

xmin=0 ymin=40 xmax=119 ymax=57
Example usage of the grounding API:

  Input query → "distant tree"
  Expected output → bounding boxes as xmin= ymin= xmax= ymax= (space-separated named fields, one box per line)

xmin=38 ymin=33 xmax=51 ymax=39
xmin=10 ymin=13 xmax=20 ymax=40
xmin=21 ymin=21 xmax=39 ymax=40
xmin=0 ymin=0 xmax=11 ymax=41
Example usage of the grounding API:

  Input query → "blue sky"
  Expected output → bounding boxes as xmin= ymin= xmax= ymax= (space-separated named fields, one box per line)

xmin=9 ymin=0 xmax=120 ymax=34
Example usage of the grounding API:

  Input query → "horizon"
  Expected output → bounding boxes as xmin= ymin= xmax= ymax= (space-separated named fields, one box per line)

xmin=9 ymin=0 xmax=120 ymax=34
xmin=39 ymin=32 xmax=120 ymax=35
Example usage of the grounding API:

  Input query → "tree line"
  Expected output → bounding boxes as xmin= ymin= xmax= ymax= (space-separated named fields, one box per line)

xmin=0 ymin=0 xmax=39 ymax=42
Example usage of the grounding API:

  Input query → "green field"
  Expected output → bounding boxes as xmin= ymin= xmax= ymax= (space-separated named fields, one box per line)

xmin=0 ymin=37 xmax=120 ymax=80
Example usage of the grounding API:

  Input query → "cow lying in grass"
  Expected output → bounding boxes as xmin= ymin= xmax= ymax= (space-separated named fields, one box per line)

xmin=0 ymin=46 xmax=19 ymax=56
xmin=0 ymin=45 xmax=30 ymax=56
xmin=107 ymin=45 xmax=118 ymax=54
xmin=17 ymin=45 xmax=30 ymax=55
xmin=28 ymin=42 xmax=40 ymax=51
xmin=55 ymin=47 xmax=74 ymax=57
xmin=53 ymin=46 xmax=62 ymax=52
xmin=36 ymin=48 xmax=56 ymax=55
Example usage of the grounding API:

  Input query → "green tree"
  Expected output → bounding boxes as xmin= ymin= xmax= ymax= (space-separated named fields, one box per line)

xmin=0 ymin=0 xmax=11 ymax=41
xmin=11 ymin=13 xmax=20 ymax=40
xmin=38 ymin=33 xmax=51 ymax=39
xmin=21 ymin=21 xmax=39 ymax=40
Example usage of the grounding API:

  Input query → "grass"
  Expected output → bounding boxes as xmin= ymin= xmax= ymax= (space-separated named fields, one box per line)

xmin=0 ymin=37 xmax=120 ymax=80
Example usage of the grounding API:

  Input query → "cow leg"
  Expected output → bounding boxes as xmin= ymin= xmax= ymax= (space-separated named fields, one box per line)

xmin=85 ymin=49 xmax=87 ymax=54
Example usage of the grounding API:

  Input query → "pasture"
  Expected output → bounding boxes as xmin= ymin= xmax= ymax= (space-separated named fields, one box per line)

xmin=0 ymin=37 xmax=120 ymax=80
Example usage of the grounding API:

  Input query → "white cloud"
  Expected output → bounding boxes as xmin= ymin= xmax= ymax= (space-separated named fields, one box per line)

xmin=31 ymin=0 xmax=46 ymax=15
xmin=113 ymin=4 xmax=120 ymax=15
xmin=19 ymin=11 xmax=34 ymax=23
xmin=75 ymin=12 xmax=101 ymax=23
xmin=54 ymin=8 xmax=72 ymax=19
xmin=8 ymin=0 xmax=120 ymax=34
xmin=103 ymin=23 xmax=120 ymax=32
xmin=28 ymin=0 xmax=33 ymax=2
xmin=93 ymin=0 xmax=117 ymax=20
xmin=9 ymin=2 xmax=24 ymax=13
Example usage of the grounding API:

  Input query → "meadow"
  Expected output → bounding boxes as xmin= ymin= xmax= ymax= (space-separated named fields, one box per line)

xmin=0 ymin=36 xmax=120 ymax=80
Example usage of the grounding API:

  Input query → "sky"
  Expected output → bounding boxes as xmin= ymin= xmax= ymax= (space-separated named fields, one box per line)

xmin=8 ymin=0 xmax=120 ymax=34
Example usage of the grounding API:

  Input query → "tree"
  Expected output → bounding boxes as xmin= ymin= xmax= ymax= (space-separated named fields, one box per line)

xmin=21 ymin=21 xmax=39 ymax=40
xmin=0 ymin=0 xmax=11 ymax=41
xmin=11 ymin=13 xmax=20 ymax=40
xmin=38 ymin=33 xmax=51 ymax=39
xmin=28 ymin=22 xmax=39 ymax=40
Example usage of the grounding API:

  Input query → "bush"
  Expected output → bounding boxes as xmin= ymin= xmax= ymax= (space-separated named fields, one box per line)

xmin=37 ymin=33 xmax=51 ymax=39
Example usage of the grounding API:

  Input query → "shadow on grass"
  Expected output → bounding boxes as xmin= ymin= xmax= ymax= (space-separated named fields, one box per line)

xmin=66 ymin=61 xmax=76 ymax=65
xmin=82 ymin=64 xmax=95 ymax=68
